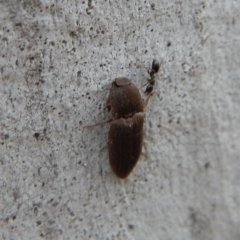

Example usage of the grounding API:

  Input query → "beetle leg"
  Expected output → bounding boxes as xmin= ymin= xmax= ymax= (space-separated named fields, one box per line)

xmin=84 ymin=118 xmax=113 ymax=128
xmin=106 ymin=98 xmax=111 ymax=111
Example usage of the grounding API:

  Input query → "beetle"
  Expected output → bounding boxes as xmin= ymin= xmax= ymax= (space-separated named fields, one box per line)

xmin=106 ymin=77 xmax=145 ymax=178
xmin=106 ymin=59 xmax=160 ymax=178
xmin=87 ymin=59 xmax=160 ymax=178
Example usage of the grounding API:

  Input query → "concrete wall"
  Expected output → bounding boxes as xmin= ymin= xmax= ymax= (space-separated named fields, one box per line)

xmin=1 ymin=0 xmax=239 ymax=239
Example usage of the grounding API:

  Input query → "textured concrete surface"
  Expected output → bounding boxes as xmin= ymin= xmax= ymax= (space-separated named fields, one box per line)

xmin=0 ymin=0 xmax=240 ymax=239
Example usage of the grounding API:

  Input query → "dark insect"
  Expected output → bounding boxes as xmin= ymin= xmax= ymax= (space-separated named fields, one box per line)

xmin=106 ymin=77 xmax=145 ymax=178
xmin=86 ymin=59 xmax=160 ymax=179
xmin=145 ymin=59 xmax=160 ymax=95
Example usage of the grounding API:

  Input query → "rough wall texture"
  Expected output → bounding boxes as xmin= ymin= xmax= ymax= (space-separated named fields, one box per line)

xmin=0 ymin=0 xmax=240 ymax=239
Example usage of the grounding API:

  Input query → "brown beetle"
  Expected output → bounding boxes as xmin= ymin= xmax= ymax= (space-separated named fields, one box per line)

xmin=88 ymin=59 xmax=160 ymax=178
xmin=106 ymin=77 xmax=145 ymax=178
xmin=107 ymin=59 xmax=160 ymax=178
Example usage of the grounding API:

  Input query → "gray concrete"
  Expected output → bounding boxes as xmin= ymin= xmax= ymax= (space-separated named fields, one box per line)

xmin=0 ymin=0 xmax=240 ymax=239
